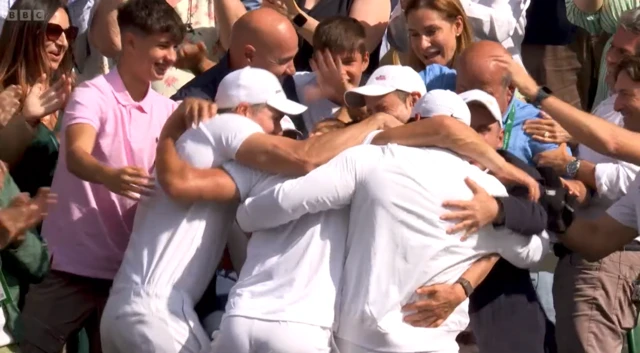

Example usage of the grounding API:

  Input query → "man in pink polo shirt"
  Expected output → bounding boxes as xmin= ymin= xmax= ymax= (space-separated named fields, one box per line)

xmin=17 ymin=1 xmax=211 ymax=352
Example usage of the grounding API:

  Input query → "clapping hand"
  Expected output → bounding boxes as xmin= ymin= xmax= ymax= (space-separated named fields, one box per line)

xmin=0 ymin=85 xmax=22 ymax=127
xmin=22 ymin=74 xmax=72 ymax=124
xmin=175 ymin=41 xmax=208 ymax=73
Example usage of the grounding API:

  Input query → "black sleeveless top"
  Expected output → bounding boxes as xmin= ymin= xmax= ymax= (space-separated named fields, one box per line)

xmin=293 ymin=0 xmax=381 ymax=75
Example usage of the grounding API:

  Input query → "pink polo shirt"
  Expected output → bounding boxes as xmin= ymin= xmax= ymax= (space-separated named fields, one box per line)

xmin=42 ymin=69 xmax=179 ymax=280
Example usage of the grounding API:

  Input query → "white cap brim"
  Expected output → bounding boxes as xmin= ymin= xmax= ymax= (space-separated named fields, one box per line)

xmin=267 ymin=97 xmax=308 ymax=116
xmin=280 ymin=115 xmax=303 ymax=139
xmin=344 ymin=85 xmax=396 ymax=108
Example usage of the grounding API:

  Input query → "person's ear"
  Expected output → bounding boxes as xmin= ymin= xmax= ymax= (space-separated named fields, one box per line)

xmin=409 ymin=92 xmax=422 ymax=107
xmin=122 ymin=31 xmax=136 ymax=52
xmin=243 ymin=45 xmax=256 ymax=63
xmin=362 ymin=52 xmax=370 ymax=72
xmin=507 ymin=84 xmax=515 ymax=103
xmin=498 ymin=128 xmax=505 ymax=145
xmin=234 ymin=103 xmax=251 ymax=117
xmin=453 ymin=16 xmax=464 ymax=37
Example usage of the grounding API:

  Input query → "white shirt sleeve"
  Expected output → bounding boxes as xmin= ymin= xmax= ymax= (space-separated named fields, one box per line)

xmin=606 ymin=179 xmax=640 ymax=229
xmin=236 ymin=145 xmax=383 ymax=232
xmin=594 ymin=161 xmax=640 ymax=201
xmin=487 ymin=229 xmax=550 ymax=268
xmin=174 ymin=128 xmax=217 ymax=169
xmin=198 ymin=113 xmax=265 ymax=161
xmin=222 ymin=161 xmax=266 ymax=201
xmin=461 ymin=0 xmax=519 ymax=43
xmin=362 ymin=130 xmax=383 ymax=145
xmin=467 ymin=165 xmax=549 ymax=268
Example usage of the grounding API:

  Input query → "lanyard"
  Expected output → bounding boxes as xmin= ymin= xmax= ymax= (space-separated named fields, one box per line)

xmin=501 ymin=104 xmax=516 ymax=150
xmin=0 ymin=270 xmax=13 ymax=307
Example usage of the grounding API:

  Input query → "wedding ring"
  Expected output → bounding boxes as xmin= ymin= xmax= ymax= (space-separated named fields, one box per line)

xmin=544 ymin=131 xmax=550 ymax=138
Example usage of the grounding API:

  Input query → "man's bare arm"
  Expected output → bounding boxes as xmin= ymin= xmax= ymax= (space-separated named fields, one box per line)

xmin=402 ymin=254 xmax=500 ymax=328
xmin=89 ymin=0 xmax=126 ymax=58
xmin=156 ymin=135 xmax=240 ymax=203
xmin=157 ymin=114 xmax=391 ymax=202
xmin=539 ymin=96 xmax=640 ymax=165
xmin=66 ymin=124 xmax=112 ymax=184
xmin=372 ymin=116 xmax=506 ymax=171
xmin=459 ymin=254 xmax=500 ymax=289
xmin=560 ymin=214 xmax=637 ymax=261
xmin=234 ymin=113 xmax=391 ymax=175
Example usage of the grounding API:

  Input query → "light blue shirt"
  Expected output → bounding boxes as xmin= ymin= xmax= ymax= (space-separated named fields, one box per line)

xmin=419 ymin=64 xmax=572 ymax=166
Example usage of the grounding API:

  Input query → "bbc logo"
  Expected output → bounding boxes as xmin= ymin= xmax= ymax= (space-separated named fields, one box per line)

xmin=6 ymin=9 xmax=45 ymax=21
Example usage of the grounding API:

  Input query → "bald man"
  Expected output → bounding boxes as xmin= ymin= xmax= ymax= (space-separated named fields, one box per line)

xmin=172 ymin=8 xmax=299 ymax=101
xmin=419 ymin=40 xmax=571 ymax=349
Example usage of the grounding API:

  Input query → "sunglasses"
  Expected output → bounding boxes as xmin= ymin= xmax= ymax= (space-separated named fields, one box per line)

xmin=45 ymin=23 xmax=78 ymax=42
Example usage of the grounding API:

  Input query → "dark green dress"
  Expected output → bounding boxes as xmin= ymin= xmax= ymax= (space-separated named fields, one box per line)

xmin=9 ymin=123 xmax=59 ymax=197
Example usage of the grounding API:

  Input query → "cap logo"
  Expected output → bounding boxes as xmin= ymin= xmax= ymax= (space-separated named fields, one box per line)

xmin=375 ymin=75 xmax=386 ymax=81
xmin=275 ymin=89 xmax=283 ymax=94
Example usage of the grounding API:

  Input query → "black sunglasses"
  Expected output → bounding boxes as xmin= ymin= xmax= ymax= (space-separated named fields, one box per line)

xmin=45 ymin=23 xmax=78 ymax=42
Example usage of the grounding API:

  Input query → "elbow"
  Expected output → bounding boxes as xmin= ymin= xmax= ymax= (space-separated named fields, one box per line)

xmin=157 ymin=169 xmax=192 ymax=203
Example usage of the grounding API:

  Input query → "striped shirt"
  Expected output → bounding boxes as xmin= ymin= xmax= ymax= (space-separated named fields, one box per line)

xmin=565 ymin=0 xmax=640 ymax=110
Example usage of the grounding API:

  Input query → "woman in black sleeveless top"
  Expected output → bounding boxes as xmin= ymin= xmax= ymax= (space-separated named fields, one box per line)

xmin=264 ymin=0 xmax=391 ymax=75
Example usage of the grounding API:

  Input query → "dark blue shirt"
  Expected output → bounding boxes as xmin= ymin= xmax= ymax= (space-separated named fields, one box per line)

xmin=171 ymin=54 xmax=232 ymax=101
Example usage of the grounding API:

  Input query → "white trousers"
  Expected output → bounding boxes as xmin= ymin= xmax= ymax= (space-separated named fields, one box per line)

xmin=208 ymin=316 xmax=332 ymax=353
xmin=100 ymin=287 xmax=210 ymax=353
xmin=334 ymin=337 xmax=459 ymax=353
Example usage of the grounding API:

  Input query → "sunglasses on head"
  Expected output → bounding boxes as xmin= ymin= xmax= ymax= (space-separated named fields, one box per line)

xmin=45 ymin=23 xmax=78 ymax=42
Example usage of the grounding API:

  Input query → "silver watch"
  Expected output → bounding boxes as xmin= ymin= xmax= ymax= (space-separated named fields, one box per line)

xmin=566 ymin=159 xmax=581 ymax=178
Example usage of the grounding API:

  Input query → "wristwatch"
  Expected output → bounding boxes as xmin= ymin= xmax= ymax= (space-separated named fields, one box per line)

xmin=566 ymin=158 xmax=581 ymax=178
xmin=455 ymin=278 xmax=474 ymax=298
xmin=529 ymin=86 xmax=552 ymax=108
xmin=292 ymin=13 xmax=308 ymax=27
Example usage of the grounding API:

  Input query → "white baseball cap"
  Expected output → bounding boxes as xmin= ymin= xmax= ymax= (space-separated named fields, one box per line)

xmin=458 ymin=89 xmax=503 ymax=128
xmin=215 ymin=67 xmax=308 ymax=116
xmin=280 ymin=116 xmax=303 ymax=139
xmin=410 ymin=89 xmax=471 ymax=126
xmin=344 ymin=65 xmax=427 ymax=108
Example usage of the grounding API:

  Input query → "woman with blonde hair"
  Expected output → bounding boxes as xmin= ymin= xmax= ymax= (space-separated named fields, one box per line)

xmin=380 ymin=0 xmax=473 ymax=71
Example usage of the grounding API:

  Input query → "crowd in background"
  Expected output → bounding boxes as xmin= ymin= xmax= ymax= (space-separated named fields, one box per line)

xmin=0 ymin=0 xmax=640 ymax=352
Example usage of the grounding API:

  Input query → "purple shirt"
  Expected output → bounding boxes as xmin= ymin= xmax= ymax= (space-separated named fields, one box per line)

xmin=42 ymin=69 xmax=179 ymax=280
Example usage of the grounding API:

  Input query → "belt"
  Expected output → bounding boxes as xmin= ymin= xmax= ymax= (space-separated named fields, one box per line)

xmin=555 ymin=241 xmax=640 ymax=258
xmin=624 ymin=241 xmax=640 ymax=252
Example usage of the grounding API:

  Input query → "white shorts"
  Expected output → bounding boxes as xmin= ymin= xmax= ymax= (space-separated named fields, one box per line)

xmin=208 ymin=315 xmax=332 ymax=353
xmin=100 ymin=286 xmax=210 ymax=353
xmin=334 ymin=337 xmax=459 ymax=353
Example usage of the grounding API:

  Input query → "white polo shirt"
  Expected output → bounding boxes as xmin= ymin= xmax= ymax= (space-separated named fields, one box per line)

xmin=607 ymin=176 xmax=640 ymax=236
xmin=112 ymin=113 xmax=263 ymax=302
xmin=236 ymin=144 xmax=549 ymax=352
xmin=577 ymin=95 xmax=640 ymax=240
xmin=220 ymin=162 xmax=349 ymax=328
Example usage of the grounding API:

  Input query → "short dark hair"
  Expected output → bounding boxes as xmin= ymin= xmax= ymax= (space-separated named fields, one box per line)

xmin=393 ymin=90 xmax=410 ymax=101
xmin=117 ymin=0 xmax=185 ymax=44
xmin=313 ymin=16 xmax=367 ymax=57
xmin=614 ymin=55 xmax=640 ymax=82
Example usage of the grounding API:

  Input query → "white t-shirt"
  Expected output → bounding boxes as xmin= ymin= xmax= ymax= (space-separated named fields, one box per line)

xmin=236 ymin=144 xmax=549 ymax=352
xmin=577 ymin=95 xmax=640 ymax=240
xmin=607 ymin=176 xmax=640 ymax=236
xmin=220 ymin=163 xmax=349 ymax=328
xmin=112 ymin=113 xmax=263 ymax=302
